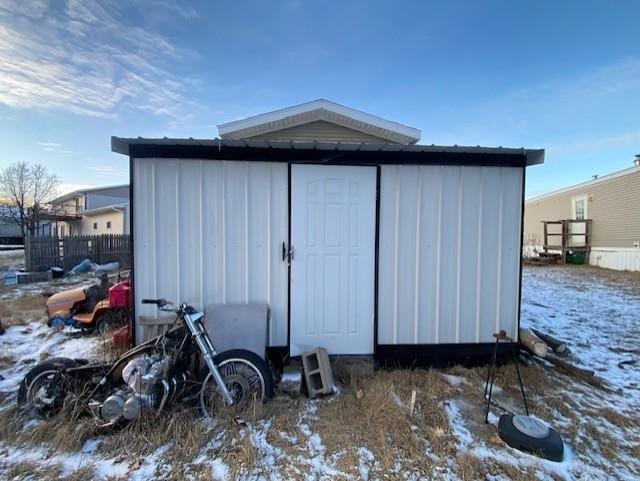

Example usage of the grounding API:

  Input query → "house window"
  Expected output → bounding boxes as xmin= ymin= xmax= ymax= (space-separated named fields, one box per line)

xmin=106 ymin=221 xmax=112 ymax=229
xmin=574 ymin=199 xmax=585 ymax=220
xmin=93 ymin=222 xmax=98 ymax=230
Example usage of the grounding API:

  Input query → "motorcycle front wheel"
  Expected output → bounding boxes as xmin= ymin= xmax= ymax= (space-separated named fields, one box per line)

xmin=199 ymin=349 xmax=274 ymax=419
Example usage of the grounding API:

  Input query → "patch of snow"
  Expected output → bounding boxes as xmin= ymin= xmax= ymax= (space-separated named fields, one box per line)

xmin=0 ymin=445 xmax=129 ymax=480
xmin=128 ymin=444 xmax=171 ymax=481
xmin=80 ymin=438 xmax=101 ymax=454
xmin=0 ymin=322 xmax=102 ymax=395
xmin=210 ymin=458 xmax=229 ymax=480
xmin=521 ymin=266 xmax=640 ymax=409
xmin=441 ymin=373 xmax=471 ymax=388
xmin=443 ymin=400 xmax=473 ymax=451
xmin=278 ymin=430 xmax=298 ymax=444
xmin=358 ymin=446 xmax=375 ymax=479
xmin=281 ymin=371 xmax=302 ymax=383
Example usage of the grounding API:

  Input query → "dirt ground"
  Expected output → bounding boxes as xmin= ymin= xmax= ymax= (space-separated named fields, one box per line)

xmin=0 ymin=265 xmax=639 ymax=480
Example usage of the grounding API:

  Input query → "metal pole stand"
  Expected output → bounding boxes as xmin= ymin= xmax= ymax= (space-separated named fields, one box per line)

xmin=483 ymin=330 xmax=529 ymax=423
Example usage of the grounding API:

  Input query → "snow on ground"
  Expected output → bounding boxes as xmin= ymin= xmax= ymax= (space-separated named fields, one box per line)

xmin=521 ymin=265 xmax=640 ymax=408
xmin=0 ymin=322 xmax=103 ymax=394
xmin=0 ymin=264 xmax=639 ymax=480
xmin=0 ymin=275 xmax=98 ymax=301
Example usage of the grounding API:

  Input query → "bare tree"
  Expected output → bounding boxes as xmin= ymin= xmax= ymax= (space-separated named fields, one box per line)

xmin=0 ymin=162 xmax=60 ymax=237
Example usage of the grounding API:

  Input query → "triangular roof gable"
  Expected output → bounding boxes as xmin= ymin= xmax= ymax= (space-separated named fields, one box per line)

xmin=217 ymin=99 xmax=421 ymax=145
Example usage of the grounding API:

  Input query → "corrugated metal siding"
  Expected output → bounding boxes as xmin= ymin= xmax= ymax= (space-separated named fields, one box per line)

xmin=133 ymin=158 xmax=289 ymax=345
xmin=246 ymin=120 xmax=392 ymax=143
xmin=378 ymin=165 xmax=523 ymax=344
xmin=524 ymin=169 xmax=640 ymax=248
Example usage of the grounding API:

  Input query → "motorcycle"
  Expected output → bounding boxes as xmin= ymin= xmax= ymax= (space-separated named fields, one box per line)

xmin=18 ymin=298 xmax=274 ymax=424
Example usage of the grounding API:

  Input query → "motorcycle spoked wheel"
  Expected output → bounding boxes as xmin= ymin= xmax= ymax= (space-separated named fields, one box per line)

xmin=199 ymin=349 xmax=274 ymax=419
xmin=17 ymin=358 xmax=77 ymax=417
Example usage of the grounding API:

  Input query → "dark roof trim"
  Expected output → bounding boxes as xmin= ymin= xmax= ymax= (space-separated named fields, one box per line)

xmin=111 ymin=137 xmax=544 ymax=167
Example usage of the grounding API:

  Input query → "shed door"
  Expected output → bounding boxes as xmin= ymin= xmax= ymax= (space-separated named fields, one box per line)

xmin=290 ymin=165 xmax=376 ymax=355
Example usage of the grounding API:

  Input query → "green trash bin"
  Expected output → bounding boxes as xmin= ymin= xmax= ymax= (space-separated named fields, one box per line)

xmin=566 ymin=251 xmax=586 ymax=264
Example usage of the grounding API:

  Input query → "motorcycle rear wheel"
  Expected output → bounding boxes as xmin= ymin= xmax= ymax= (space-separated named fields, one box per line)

xmin=17 ymin=358 xmax=76 ymax=416
xmin=199 ymin=349 xmax=273 ymax=419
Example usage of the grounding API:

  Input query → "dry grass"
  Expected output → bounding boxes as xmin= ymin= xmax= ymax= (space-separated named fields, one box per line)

xmin=0 ymin=348 xmax=15 ymax=368
xmin=101 ymin=409 xmax=209 ymax=462
xmin=0 ymin=292 xmax=48 ymax=326
xmin=310 ymin=368 xmax=453 ymax=478
xmin=60 ymin=465 xmax=97 ymax=481
xmin=485 ymin=458 xmax=538 ymax=480
xmin=4 ymin=461 xmax=62 ymax=481
xmin=20 ymin=405 xmax=98 ymax=452
xmin=2 ymin=356 xmax=639 ymax=480
xmin=455 ymin=452 xmax=485 ymax=480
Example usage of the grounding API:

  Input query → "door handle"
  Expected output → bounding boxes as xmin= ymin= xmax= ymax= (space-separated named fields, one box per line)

xmin=282 ymin=242 xmax=286 ymax=262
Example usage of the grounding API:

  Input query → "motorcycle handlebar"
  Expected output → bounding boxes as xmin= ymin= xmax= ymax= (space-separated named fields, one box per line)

xmin=141 ymin=298 xmax=197 ymax=316
xmin=141 ymin=298 xmax=167 ymax=306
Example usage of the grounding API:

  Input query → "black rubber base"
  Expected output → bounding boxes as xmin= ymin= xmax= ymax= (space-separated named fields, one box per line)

xmin=498 ymin=414 xmax=564 ymax=462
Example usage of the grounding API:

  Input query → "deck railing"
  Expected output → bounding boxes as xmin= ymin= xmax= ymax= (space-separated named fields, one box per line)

xmin=542 ymin=219 xmax=592 ymax=263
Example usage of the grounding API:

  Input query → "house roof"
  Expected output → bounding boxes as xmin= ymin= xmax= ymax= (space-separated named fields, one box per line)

xmin=526 ymin=164 xmax=640 ymax=202
xmin=82 ymin=202 xmax=129 ymax=216
xmin=49 ymin=184 xmax=129 ymax=205
xmin=111 ymin=137 xmax=545 ymax=166
xmin=217 ymin=99 xmax=422 ymax=145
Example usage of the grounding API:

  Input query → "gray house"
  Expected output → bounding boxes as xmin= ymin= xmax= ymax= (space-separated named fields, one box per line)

xmin=112 ymin=99 xmax=544 ymax=365
xmin=48 ymin=184 xmax=130 ymax=236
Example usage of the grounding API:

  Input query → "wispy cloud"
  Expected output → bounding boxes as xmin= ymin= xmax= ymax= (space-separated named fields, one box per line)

xmin=58 ymin=182 xmax=95 ymax=195
xmin=0 ymin=0 xmax=199 ymax=119
xmin=434 ymin=57 xmax=640 ymax=150
xmin=549 ymin=128 xmax=640 ymax=156
xmin=35 ymin=141 xmax=78 ymax=155
xmin=86 ymin=164 xmax=128 ymax=178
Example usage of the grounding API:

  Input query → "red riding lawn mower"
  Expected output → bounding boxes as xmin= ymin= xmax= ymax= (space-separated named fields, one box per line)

xmin=46 ymin=274 xmax=132 ymax=346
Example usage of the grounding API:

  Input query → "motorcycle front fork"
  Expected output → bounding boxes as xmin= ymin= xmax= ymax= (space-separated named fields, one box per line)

xmin=183 ymin=313 xmax=235 ymax=406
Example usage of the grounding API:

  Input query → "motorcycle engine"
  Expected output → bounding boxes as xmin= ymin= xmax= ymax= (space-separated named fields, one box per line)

xmin=100 ymin=354 xmax=172 ymax=423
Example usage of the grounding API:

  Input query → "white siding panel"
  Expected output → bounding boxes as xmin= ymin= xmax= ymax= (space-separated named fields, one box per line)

xmin=458 ymin=168 xmax=482 ymax=342
xmin=378 ymin=165 xmax=523 ymax=345
xmin=438 ymin=167 xmax=461 ymax=343
xmin=154 ymin=160 xmax=179 ymax=309
xmin=395 ymin=166 xmax=419 ymax=343
xmin=378 ymin=168 xmax=398 ymax=344
xmin=133 ymin=159 xmax=289 ymax=345
xmin=178 ymin=160 xmax=202 ymax=308
xmin=134 ymin=160 xmax=159 ymax=330
xmin=478 ymin=170 xmax=501 ymax=343
xmin=416 ymin=167 xmax=441 ymax=343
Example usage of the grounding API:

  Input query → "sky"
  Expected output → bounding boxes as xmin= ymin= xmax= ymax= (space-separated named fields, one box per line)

xmin=0 ymin=0 xmax=639 ymax=197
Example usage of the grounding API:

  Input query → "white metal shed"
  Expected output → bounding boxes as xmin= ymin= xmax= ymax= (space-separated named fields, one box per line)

xmin=112 ymin=100 xmax=543 ymax=366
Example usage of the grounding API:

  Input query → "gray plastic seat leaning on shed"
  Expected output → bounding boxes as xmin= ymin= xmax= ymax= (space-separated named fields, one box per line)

xmin=204 ymin=304 xmax=269 ymax=360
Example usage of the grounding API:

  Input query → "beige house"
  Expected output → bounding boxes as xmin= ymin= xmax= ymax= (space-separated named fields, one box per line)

xmin=524 ymin=156 xmax=640 ymax=271
xmin=49 ymin=184 xmax=129 ymax=236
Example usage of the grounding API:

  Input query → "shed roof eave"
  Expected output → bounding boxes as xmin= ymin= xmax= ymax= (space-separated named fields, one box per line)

xmin=112 ymin=137 xmax=544 ymax=166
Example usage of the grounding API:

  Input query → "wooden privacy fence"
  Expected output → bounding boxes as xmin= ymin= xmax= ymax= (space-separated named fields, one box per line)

xmin=25 ymin=235 xmax=131 ymax=271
